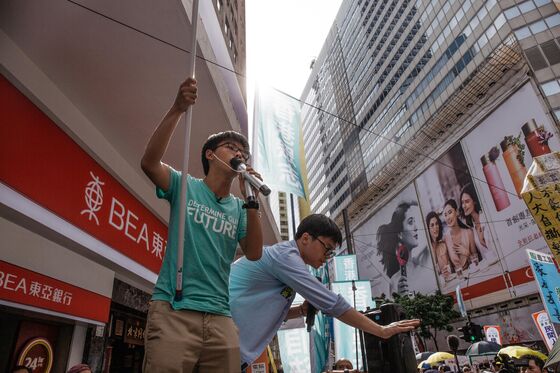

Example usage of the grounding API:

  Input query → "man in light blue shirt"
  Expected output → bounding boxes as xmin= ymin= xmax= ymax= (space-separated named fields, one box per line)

xmin=230 ymin=214 xmax=420 ymax=367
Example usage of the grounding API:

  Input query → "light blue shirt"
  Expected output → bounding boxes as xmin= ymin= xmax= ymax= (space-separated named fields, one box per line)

xmin=229 ymin=240 xmax=351 ymax=364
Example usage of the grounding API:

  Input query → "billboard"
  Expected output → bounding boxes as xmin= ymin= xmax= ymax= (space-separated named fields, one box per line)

xmin=353 ymin=184 xmax=438 ymax=297
xmin=415 ymin=143 xmax=504 ymax=295
xmin=461 ymin=83 xmax=559 ymax=296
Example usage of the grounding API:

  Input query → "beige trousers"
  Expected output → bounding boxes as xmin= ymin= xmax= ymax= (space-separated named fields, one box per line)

xmin=143 ymin=301 xmax=241 ymax=373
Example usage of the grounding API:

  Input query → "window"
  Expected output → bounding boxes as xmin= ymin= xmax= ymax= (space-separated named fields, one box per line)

xmin=529 ymin=20 xmax=547 ymax=34
xmin=518 ymin=1 xmax=536 ymax=13
xmin=534 ymin=0 xmax=550 ymax=6
xmin=546 ymin=14 xmax=560 ymax=28
xmin=514 ymin=26 xmax=531 ymax=40
xmin=542 ymin=80 xmax=560 ymax=96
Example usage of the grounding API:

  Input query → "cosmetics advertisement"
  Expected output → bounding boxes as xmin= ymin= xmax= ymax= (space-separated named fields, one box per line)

xmin=415 ymin=143 xmax=504 ymax=296
xmin=353 ymin=184 xmax=438 ymax=298
xmin=461 ymin=83 xmax=559 ymax=292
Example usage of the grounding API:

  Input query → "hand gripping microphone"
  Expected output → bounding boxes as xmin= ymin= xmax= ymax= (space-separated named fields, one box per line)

xmin=229 ymin=158 xmax=271 ymax=196
xmin=306 ymin=302 xmax=317 ymax=332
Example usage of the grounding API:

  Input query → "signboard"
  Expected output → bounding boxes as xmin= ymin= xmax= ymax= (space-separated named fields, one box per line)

xmin=0 ymin=75 xmax=167 ymax=274
xmin=532 ymin=310 xmax=558 ymax=351
xmin=483 ymin=325 xmax=503 ymax=345
xmin=527 ymin=249 xmax=560 ymax=323
xmin=0 ymin=260 xmax=111 ymax=323
xmin=124 ymin=317 xmax=145 ymax=345
xmin=16 ymin=337 xmax=54 ymax=373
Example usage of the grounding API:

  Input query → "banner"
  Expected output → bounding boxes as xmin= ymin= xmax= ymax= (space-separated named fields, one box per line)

xmin=253 ymin=86 xmax=305 ymax=197
xmin=331 ymin=281 xmax=375 ymax=371
xmin=522 ymin=153 xmax=560 ymax=263
xmin=532 ymin=310 xmax=558 ymax=351
xmin=483 ymin=325 xmax=503 ymax=345
xmin=333 ymin=255 xmax=358 ymax=281
xmin=527 ymin=249 xmax=560 ymax=323
xmin=277 ymin=328 xmax=310 ymax=373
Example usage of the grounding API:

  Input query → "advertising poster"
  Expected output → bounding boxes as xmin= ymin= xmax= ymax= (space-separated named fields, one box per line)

xmin=415 ymin=143 xmax=503 ymax=294
xmin=353 ymin=184 xmax=438 ymax=298
xmin=461 ymin=84 xmax=559 ymax=286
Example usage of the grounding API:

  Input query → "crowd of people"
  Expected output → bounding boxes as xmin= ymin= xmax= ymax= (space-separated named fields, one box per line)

xmin=417 ymin=353 xmax=549 ymax=373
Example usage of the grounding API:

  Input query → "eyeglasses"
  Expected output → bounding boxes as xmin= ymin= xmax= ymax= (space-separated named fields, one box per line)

xmin=313 ymin=236 xmax=336 ymax=259
xmin=216 ymin=142 xmax=250 ymax=161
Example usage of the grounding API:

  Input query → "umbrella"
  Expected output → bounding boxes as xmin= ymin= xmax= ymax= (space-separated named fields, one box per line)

xmin=466 ymin=341 xmax=502 ymax=357
xmin=416 ymin=352 xmax=435 ymax=361
xmin=426 ymin=352 xmax=454 ymax=365
xmin=544 ymin=340 xmax=560 ymax=369
xmin=417 ymin=360 xmax=430 ymax=369
xmin=497 ymin=345 xmax=547 ymax=361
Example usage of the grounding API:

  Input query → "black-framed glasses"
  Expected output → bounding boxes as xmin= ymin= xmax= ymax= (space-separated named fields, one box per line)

xmin=216 ymin=142 xmax=250 ymax=162
xmin=313 ymin=236 xmax=336 ymax=259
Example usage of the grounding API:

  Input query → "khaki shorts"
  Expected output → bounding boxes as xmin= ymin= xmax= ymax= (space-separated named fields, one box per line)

xmin=143 ymin=301 xmax=241 ymax=373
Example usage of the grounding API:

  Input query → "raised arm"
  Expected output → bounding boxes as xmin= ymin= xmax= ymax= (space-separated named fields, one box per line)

xmin=337 ymin=308 xmax=420 ymax=339
xmin=141 ymin=78 xmax=197 ymax=190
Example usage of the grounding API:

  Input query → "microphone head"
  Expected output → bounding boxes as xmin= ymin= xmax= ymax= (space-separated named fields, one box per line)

xmin=447 ymin=334 xmax=460 ymax=352
xmin=229 ymin=157 xmax=243 ymax=170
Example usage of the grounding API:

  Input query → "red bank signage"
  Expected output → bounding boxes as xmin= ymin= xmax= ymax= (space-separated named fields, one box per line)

xmin=0 ymin=260 xmax=111 ymax=323
xmin=0 ymin=75 xmax=166 ymax=273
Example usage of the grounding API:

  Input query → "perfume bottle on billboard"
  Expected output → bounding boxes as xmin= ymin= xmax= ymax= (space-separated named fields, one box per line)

xmin=522 ymin=119 xmax=553 ymax=158
xmin=500 ymin=135 xmax=527 ymax=197
xmin=481 ymin=147 xmax=511 ymax=212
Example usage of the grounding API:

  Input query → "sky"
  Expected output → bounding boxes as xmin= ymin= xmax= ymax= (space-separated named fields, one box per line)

xmin=246 ymin=0 xmax=343 ymax=110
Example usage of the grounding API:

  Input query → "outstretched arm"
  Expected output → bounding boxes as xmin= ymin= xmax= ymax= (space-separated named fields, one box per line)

xmin=337 ymin=308 xmax=420 ymax=339
xmin=141 ymin=78 xmax=197 ymax=191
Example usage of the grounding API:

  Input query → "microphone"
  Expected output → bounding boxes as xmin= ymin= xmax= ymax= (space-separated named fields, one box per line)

xmin=306 ymin=302 xmax=317 ymax=332
xmin=230 ymin=158 xmax=271 ymax=196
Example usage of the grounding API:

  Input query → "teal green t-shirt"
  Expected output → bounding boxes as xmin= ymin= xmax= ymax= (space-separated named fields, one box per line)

xmin=152 ymin=169 xmax=247 ymax=316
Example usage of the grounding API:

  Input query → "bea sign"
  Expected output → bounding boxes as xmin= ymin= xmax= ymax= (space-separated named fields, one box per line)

xmin=0 ymin=75 xmax=167 ymax=273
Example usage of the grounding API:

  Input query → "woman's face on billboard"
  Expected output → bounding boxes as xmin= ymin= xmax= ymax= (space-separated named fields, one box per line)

xmin=428 ymin=216 xmax=440 ymax=242
xmin=401 ymin=206 xmax=419 ymax=249
xmin=461 ymin=192 xmax=475 ymax=217
xmin=443 ymin=203 xmax=458 ymax=227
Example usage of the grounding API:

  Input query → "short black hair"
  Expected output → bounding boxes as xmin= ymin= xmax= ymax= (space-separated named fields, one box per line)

xmin=295 ymin=214 xmax=342 ymax=245
xmin=201 ymin=131 xmax=250 ymax=175
xmin=520 ymin=354 xmax=545 ymax=370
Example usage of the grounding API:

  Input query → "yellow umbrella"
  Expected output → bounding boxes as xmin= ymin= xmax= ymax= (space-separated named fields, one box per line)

xmin=426 ymin=352 xmax=454 ymax=365
xmin=497 ymin=346 xmax=547 ymax=361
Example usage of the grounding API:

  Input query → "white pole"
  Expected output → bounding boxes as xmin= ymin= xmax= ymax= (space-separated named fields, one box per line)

xmin=175 ymin=0 xmax=200 ymax=301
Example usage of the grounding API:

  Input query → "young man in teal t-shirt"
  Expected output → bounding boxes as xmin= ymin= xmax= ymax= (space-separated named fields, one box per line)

xmin=141 ymin=77 xmax=264 ymax=373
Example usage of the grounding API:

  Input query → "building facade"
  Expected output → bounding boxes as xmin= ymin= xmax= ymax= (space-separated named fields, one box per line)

xmin=0 ymin=0 xmax=279 ymax=372
xmin=302 ymin=0 xmax=560 ymax=350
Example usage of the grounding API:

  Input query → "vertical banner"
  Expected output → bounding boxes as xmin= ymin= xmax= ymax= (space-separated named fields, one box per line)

xmin=456 ymin=285 xmax=468 ymax=318
xmin=277 ymin=328 xmax=310 ymax=373
xmin=483 ymin=325 xmax=503 ymax=345
xmin=527 ymin=249 xmax=560 ymax=322
xmin=532 ymin=310 xmax=558 ymax=351
xmin=522 ymin=153 xmax=560 ymax=262
xmin=253 ymin=86 xmax=305 ymax=197
xmin=331 ymin=281 xmax=375 ymax=371
xmin=333 ymin=255 xmax=358 ymax=281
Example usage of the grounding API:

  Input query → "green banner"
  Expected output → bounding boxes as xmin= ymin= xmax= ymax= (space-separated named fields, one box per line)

xmin=253 ymin=87 xmax=305 ymax=197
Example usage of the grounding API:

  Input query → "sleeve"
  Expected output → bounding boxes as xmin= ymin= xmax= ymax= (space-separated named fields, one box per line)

xmin=269 ymin=249 xmax=352 ymax=317
xmin=155 ymin=168 xmax=182 ymax=202
xmin=237 ymin=200 xmax=248 ymax=241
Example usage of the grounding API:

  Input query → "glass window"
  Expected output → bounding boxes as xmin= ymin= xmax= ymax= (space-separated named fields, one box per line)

xmin=495 ymin=13 xmax=506 ymax=30
xmin=486 ymin=0 xmax=498 ymax=11
xmin=504 ymin=7 xmax=521 ymax=19
xmin=477 ymin=5 xmax=488 ymax=20
xmin=529 ymin=20 xmax=547 ymax=34
xmin=470 ymin=14 xmax=480 ymax=30
xmin=546 ymin=14 xmax=560 ymax=28
xmin=478 ymin=33 xmax=489 ymax=49
xmin=542 ymin=80 xmax=560 ymax=96
xmin=534 ymin=0 xmax=550 ymax=6
xmin=486 ymin=25 xmax=497 ymax=40
xmin=555 ymin=109 xmax=560 ymax=120
xmin=514 ymin=26 xmax=531 ymax=39
xmin=519 ymin=1 xmax=536 ymax=13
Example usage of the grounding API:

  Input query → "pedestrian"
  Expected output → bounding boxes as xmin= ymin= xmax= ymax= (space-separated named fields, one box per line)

xmin=141 ymin=77 xmax=264 ymax=372
xmin=230 ymin=214 xmax=420 ymax=368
